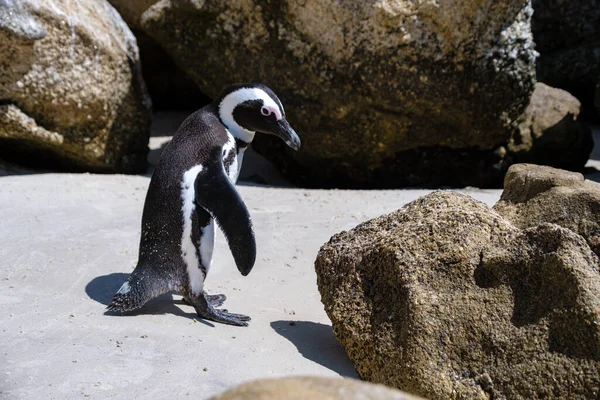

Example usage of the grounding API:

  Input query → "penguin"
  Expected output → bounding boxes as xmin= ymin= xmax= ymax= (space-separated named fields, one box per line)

xmin=107 ymin=83 xmax=301 ymax=326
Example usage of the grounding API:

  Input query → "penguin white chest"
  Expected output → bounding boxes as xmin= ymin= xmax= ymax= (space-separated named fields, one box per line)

xmin=180 ymin=165 xmax=206 ymax=295
xmin=180 ymin=165 xmax=217 ymax=295
xmin=178 ymin=132 xmax=245 ymax=295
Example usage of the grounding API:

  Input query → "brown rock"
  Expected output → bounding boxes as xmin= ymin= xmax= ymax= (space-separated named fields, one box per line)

xmin=508 ymin=83 xmax=593 ymax=171
xmin=0 ymin=0 xmax=152 ymax=173
xmin=207 ymin=377 xmax=424 ymax=400
xmin=494 ymin=163 xmax=600 ymax=255
xmin=315 ymin=191 xmax=600 ymax=399
xmin=140 ymin=0 xmax=536 ymax=188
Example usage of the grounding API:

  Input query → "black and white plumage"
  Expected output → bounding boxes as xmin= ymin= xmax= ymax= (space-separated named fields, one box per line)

xmin=107 ymin=83 xmax=301 ymax=326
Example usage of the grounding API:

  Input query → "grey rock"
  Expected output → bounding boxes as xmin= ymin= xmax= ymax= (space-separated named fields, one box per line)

xmin=0 ymin=0 xmax=45 ymax=41
xmin=0 ymin=0 xmax=152 ymax=173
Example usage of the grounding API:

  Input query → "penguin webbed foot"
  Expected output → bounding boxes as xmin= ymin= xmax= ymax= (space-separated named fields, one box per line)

xmin=190 ymin=293 xmax=250 ymax=327
xmin=205 ymin=293 xmax=227 ymax=307
xmin=182 ymin=293 xmax=226 ymax=307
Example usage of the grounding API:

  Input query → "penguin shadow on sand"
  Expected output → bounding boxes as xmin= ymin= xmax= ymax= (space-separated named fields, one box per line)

xmin=85 ymin=273 xmax=215 ymax=327
xmin=270 ymin=320 xmax=358 ymax=378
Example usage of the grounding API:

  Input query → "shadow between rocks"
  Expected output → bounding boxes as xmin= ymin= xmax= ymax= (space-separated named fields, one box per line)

xmin=584 ymin=166 xmax=600 ymax=183
xmin=588 ymin=125 xmax=600 ymax=161
xmin=271 ymin=320 xmax=358 ymax=378
xmin=85 ymin=273 xmax=213 ymax=326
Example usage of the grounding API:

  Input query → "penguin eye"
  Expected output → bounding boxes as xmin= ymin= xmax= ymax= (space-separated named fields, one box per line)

xmin=260 ymin=107 xmax=271 ymax=116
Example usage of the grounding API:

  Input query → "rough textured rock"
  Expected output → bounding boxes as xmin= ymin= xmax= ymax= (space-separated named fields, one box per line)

xmin=141 ymin=0 xmax=536 ymax=188
xmin=508 ymin=83 xmax=593 ymax=171
xmin=315 ymin=191 xmax=600 ymax=399
xmin=0 ymin=0 xmax=151 ymax=173
xmin=207 ymin=377 xmax=424 ymax=400
xmin=532 ymin=0 xmax=600 ymax=118
xmin=494 ymin=164 xmax=600 ymax=255
xmin=107 ymin=0 xmax=208 ymax=110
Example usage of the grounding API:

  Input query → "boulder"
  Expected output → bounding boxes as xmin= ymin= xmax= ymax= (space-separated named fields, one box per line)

xmin=315 ymin=191 xmax=600 ymax=399
xmin=140 ymin=0 xmax=536 ymax=188
xmin=207 ymin=377 xmax=424 ymax=400
xmin=107 ymin=0 xmax=208 ymax=110
xmin=494 ymin=163 xmax=600 ymax=255
xmin=532 ymin=0 xmax=600 ymax=118
xmin=508 ymin=83 xmax=593 ymax=171
xmin=0 ymin=0 xmax=151 ymax=173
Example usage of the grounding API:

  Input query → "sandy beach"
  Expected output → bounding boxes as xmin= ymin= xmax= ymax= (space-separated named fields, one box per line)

xmin=1 ymin=0 xmax=598 ymax=397
xmin=1 ymin=116 xmax=598 ymax=399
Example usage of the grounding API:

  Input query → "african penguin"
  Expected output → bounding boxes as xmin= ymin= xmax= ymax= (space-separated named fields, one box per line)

xmin=107 ymin=83 xmax=301 ymax=326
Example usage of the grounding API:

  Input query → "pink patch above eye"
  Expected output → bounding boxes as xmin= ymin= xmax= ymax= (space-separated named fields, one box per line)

xmin=261 ymin=106 xmax=281 ymax=120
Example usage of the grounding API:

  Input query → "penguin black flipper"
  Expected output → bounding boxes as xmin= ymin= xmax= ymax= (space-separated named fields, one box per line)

xmin=194 ymin=150 xmax=256 ymax=276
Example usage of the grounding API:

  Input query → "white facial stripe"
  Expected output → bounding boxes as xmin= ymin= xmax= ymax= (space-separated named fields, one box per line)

xmin=181 ymin=164 xmax=205 ymax=295
xmin=219 ymin=87 xmax=284 ymax=142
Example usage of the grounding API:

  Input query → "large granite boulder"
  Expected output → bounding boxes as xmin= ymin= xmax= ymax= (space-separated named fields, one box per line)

xmin=494 ymin=163 xmax=600 ymax=255
xmin=140 ymin=0 xmax=536 ymax=188
xmin=315 ymin=191 xmax=600 ymax=399
xmin=0 ymin=0 xmax=152 ymax=173
xmin=532 ymin=0 xmax=600 ymax=118
xmin=508 ymin=83 xmax=593 ymax=171
xmin=207 ymin=377 xmax=424 ymax=400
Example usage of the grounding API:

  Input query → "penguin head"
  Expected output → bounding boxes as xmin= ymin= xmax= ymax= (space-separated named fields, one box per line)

xmin=216 ymin=83 xmax=301 ymax=151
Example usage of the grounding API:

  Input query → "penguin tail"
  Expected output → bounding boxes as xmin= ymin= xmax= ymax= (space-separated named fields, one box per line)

xmin=107 ymin=279 xmax=144 ymax=312
xmin=107 ymin=269 xmax=164 ymax=312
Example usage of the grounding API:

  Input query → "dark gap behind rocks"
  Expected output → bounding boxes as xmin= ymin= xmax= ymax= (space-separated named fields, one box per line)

xmin=135 ymin=30 xmax=212 ymax=111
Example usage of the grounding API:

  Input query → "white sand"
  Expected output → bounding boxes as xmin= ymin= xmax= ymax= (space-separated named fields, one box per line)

xmin=0 ymin=115 xmax=597 ymax=399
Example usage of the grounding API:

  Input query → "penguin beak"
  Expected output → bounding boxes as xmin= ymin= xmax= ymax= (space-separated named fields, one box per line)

xmin=273 ymin=119 xmax=301 ymax=151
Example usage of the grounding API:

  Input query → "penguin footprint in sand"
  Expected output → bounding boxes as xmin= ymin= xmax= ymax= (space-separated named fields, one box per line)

xmin=107 ymin=83 xmax=301 ymax=326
